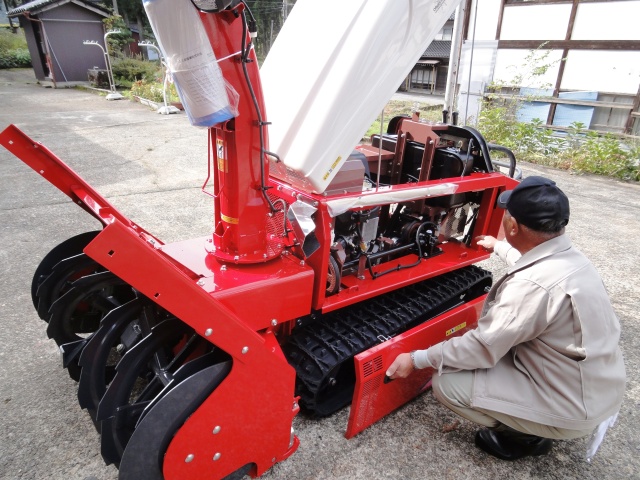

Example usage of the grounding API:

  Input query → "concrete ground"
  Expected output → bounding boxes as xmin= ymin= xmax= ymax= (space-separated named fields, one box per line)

xmin=0 ymin=68 xmax=639 ymax=480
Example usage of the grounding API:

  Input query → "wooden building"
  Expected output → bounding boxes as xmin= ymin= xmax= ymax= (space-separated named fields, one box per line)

xmin=458 ymin=0 xmax=640 ymax=136
xmin=403 ymin=14 xmax=455 ymax=94
xmin=8 ymin=0 xmax=110 ymax=87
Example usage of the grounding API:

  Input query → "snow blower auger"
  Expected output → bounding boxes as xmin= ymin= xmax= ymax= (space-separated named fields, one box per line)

xmin=0 ymin=0 xmax=520 ymax=478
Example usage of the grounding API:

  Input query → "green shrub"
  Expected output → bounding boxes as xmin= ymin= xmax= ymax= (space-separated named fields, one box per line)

xmin=111 ymin=56 xmax=161 ymax=83
xmin=564 ymin=130 xmax=640 ymax=181
xmin=0 ymin=29 xmax=31 ymax=69
xmin=475 ymin=46 xmax=639 ymax=182
xmin=0 ymin=48 xmax=31 ymax=68
xmin=477 ymin=100 xmax=640 ymax=181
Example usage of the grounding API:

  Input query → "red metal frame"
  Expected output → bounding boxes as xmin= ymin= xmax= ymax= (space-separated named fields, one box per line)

xmin=200 ymin=7 xmax=275 ymax=264
xmin=270 ymin=173 xmax=517 ymax=313
xmin=0 ymin=125 xmax=307 ymax=478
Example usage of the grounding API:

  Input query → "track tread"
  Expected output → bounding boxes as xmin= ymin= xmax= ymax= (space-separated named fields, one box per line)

xmin=284 ymin=265 xmax=492 ymax=416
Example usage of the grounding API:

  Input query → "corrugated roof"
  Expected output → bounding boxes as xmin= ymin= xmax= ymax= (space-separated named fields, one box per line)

xmin=8 ymin=0 xmax=108 ymax=17
xmin=422 ymin=40 xmax=451 ymax=59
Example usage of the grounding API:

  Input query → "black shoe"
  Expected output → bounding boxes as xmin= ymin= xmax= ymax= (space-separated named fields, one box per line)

xmin=475 ymin=428 xmax=553 ymax=461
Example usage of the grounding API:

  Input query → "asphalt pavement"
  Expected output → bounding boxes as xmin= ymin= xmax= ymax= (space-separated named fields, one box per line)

xmin=1 ymin=68 xmax=639 ymax=480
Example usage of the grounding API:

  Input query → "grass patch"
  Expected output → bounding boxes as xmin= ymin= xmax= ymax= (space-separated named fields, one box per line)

xmin=0 ymin=29 xmax=31 ymax=69
xmin=363 ymin=101 xmax=443 ymax=141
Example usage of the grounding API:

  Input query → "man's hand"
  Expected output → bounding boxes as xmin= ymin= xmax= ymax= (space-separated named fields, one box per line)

xmin=386 ymin=352 xmax=415 ymax=380
xmin=476 ymin=235 xmax=498 ymax=252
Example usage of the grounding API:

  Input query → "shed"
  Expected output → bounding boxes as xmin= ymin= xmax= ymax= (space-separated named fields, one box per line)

xmin=8 ymin=0 xmax=110 ymax=87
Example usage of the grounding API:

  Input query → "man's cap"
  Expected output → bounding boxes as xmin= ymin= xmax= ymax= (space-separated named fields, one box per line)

xmin=497 ymin=176 xmax=570 ymax=230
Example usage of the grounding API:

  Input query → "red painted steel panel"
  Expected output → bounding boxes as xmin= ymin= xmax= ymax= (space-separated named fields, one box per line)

xmin=199 ymin=7 xmax=275 ymax=262
xmin=345 ymin=296 xmax=486 ymax=439
xmin=84 ymin=222 xmax=301 ymax=476
xmin=161 ymin=237 xmax=314 ymax=331
xmin=163 ymin=332 xmax=300 ymax=479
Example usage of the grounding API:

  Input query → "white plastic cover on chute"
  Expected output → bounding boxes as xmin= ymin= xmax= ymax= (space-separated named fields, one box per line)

xmin=143 ymin=0 xmax=237 ymax=127
xmin=261 ymin=0 xmax=461 ymax=194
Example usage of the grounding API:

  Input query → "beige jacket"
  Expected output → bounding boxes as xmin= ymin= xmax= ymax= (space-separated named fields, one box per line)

xmin=415 ymin=235 xmax=626 ymax=430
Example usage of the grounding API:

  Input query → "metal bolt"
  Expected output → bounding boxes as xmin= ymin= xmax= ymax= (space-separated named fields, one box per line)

xmin=213 ymin=453 xmax=221 ymax=461
xmin=213 ymin=426 xmax=221 ymax=434
xmin=220 ymin=265 xmax=227 ymax=271
xmin=197 ymin=279 xmax=205 ymax=286
xmin=263 ymin=253 xmax=268 ymax=259
xmin=300 ymin=260 xmax=305 ymax=267
xmin=271 ymin=319 xmax=278 ymax=326
xmin=205 ymin=328 xmax=213 ymax=337
xmin=185 ymin=454 xmax=194 ymax=463
xmin=116 ymin=344 xmax=125 ymax=354
xmin=241 ymin=346 xmax=249 ymax=354
xmin=313 ymin=201 xmax=318 ymax=207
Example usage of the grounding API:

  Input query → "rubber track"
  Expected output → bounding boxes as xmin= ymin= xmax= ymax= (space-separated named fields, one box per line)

xmin=284 ymin=265 xmax=492 ymax=416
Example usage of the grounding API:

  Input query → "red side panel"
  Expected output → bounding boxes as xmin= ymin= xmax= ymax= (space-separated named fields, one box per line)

xmin=345 ymin=295 xmax=486 ymax=439
xmin=163 ymin=332 xmax=300 ymax=479
xmin=160 ymin=237 xmax=314 ymax=331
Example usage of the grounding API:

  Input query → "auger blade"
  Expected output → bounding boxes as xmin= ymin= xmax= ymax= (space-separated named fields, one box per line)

xmin=118 ymin=358 xmax=232 ymax=480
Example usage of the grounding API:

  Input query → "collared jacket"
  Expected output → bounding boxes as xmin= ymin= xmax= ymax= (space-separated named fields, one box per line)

xmin=414 ymin=235 xmax=626 ymax=430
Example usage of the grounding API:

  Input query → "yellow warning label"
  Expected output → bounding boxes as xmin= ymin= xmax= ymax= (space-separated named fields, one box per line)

xmin=323 ymin=156 xmax=342 ymax=181
xmin=221 ymin=213 xmax=239 ymax=225
xmin=216 ymin=139 xmax=227 ymax=173
xmin=446 ymin=322 xmax=466 ymax=336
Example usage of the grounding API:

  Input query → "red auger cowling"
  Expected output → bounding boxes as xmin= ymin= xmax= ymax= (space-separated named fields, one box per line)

xmin=0 ymin=0 xmax=519 ymax=479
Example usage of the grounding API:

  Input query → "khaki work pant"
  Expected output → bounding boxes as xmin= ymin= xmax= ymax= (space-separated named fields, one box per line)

xmin=432 ymin=370 xmax=593 ymax=440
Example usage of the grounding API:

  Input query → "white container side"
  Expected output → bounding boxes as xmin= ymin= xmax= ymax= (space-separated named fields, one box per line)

xmin=261 ymin=0 xmax=459 ymax=194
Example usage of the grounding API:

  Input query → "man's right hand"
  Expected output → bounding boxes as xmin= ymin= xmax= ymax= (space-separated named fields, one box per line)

xmin=386 ymin=352 xmax=415 ymax=380
xmin=476 ymin=235 xmax=498 ymax=252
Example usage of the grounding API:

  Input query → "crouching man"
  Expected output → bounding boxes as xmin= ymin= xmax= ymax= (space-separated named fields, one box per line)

xmin=386 ymin=176 xmax=626 ymax=460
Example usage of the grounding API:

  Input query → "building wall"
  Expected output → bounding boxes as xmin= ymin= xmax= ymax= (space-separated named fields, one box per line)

xmin=38 ymin=3 xmax=106 ymax=83
xmin=18 ymin=17 xmax=47 ymax=81
xmin=459 ymin=0 xmax=640 ymax=135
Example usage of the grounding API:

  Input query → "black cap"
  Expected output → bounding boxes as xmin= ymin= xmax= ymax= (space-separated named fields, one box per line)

xmin=497 ymin=176 xmax=570 ymax=231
